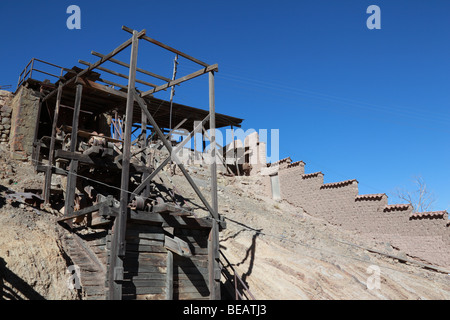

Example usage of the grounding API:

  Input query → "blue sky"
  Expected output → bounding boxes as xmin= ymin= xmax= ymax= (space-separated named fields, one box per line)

xmin=1 ymin=1 xmax=449 ymax=211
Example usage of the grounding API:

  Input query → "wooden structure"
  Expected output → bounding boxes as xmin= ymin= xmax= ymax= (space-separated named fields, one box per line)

xmin=21 ymin=26 xmax=248 ymax=300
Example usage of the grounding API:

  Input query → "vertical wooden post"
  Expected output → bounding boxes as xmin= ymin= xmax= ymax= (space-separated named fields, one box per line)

xmin=44 ymin=82 xmax=63 ymax=204
xmin=208 ymin=70 xmax=221 ymax=300
xmin=109 ymin=30 xmax=139 ymax=300
xmin=64 ymin=83 xmax=83 ymax=217
xmin=32 ymin=99 xmax=43 ymax=169
xmin=166 ymin=251 xmax=173 ymax=300
xmin=141 ymin=110 xmax=150 ymax=198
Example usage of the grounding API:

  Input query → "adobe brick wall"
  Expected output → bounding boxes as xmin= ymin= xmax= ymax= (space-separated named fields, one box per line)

xmin=251 ymin=133 xmax=450 ymax=267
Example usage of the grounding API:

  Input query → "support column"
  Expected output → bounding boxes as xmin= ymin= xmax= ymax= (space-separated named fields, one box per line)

xmin=208 ymin=70 xmax=221 ymax=300
xmin=64 ymin=83 xmax=83 ymax=217
xmin=44 ymin=83 xmax=63 ymax=204
xmin=109 ymin=30 xmax=139 ymax=300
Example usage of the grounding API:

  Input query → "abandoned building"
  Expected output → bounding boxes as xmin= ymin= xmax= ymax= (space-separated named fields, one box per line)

xmin=1 ymin=25 xmax=448 ymax=301
xmin=5 ymin=26 xmax=255 ymax=300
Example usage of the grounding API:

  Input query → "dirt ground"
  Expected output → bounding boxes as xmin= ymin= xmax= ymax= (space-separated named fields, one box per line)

xmin=0 ymin=146 xmax=449 ymax=300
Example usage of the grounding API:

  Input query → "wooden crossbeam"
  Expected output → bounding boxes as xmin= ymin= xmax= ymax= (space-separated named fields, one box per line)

xmin=122 ymin=26 xmax=209 ymax=68
xmin=91 ymin=51 xmax=172 ymax=82
xmin=79 ymin=60 xmax=158 ymax=89
xmin=41 ymin=29 xmax=146 ymax=103
xmin=133 ymin=90 xmax=219 ymax=221
xmin=140 ymin=64 xmax=218 ymax=97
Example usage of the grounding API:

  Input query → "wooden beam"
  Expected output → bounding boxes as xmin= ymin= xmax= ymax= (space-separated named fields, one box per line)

xmin=209 ymin=71 xmax=218 ymax=217
xmin=57 ymin=198 xmax=114 ymax=222
xmin=91 ymin=51 xmax=172 ymax=82
xmin=122 ymin=26 xmax=209 ymax=68
xmin=41 ymin=29 xmax=145 ymax=103
xmin=64 ymin=83 xmax=83 ymax=217
xmin=44 ymin=83 xmax=63 ymax=204
xmin=75 ymin=77 xmax=128 ymax=99
xmin=140 ymin=64 xmax=219 ymax=97
xmin=166 ymin=251 xmax=173 ymax=300
xmin=129 ymin=210 xmax=213 ymax=229
xmin=133 ymin=91 xmax=219 ymax=221
xmin=79 ymin=60 xmax=158 ymax=89
xmin=109 ymin=30 xmax=140 ymax=301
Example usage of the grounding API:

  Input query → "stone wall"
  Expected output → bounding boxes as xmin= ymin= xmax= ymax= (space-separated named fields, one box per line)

xmin=0 ymin=90 xmax=13 ymax=145
xmin=9 ymin=86 xmax=40 ymax=160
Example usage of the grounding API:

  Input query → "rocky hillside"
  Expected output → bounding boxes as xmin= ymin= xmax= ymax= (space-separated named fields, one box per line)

xmin=0 ymin=144 xmax=449 ymax=300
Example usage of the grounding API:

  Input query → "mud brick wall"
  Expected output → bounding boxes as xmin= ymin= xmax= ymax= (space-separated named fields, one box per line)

xmin=9 ymin=86 xmax=40 ymax=160
xmin=0 ymin=90 xmax=14 ymax=145
xmin=273 ymin=161 xmax=450 ymax=267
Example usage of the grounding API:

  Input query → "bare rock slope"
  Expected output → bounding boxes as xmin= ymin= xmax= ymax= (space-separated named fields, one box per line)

xmin=0 ymin=147 xmax=449 ymax=300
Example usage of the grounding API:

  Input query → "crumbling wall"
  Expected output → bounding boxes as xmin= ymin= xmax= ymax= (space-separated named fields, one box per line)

xmin=274 ymin=161 xmax=450 ymax=267
xmin=252 ymin=133 xmax=450 ymax=268
xmin=9 ymin=86 xmax=40 ymax=160
xmin=0 ymin=90 xmax=14 ymax=146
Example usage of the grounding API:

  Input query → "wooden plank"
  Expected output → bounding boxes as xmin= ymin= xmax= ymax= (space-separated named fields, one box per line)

xmin=166 ymin=251 xmax=173 ymax=300
xmin=108 ymin=30 xmax=140 ymax=301
xmin=133 ymin=92 xmax=218 ymax=221
xmin=124 ymin=273 xmax=167 ymax=281
xmin=122 ymin=286 xmax=165 ymax=295
xmin=40 ymin=30 xmax=145 ymax=103
xmin=63 ymin=83 xmax=83 ymax=217
xmin=91 ymin=51 xmax=172 ymax=82
xmin=121 ymin=279 xmax=166 ymax=287
xmin=58 ymin=199 xmax=114 ymax=222
xmin=79 ymin=60 xmax=158 ymax=88
xmin=124 ymin=257 xmax=167 ymax=267
xmin=129 ymin=210 xmax=212 ymax=229
xmin=125 ymin=232 xmax=166 ymax=241
xmin=140 ymin=64 xmax=219 ymax=97
xmin=164 ymin=236 xmax=192 ymax=257
xmin=44 ymin=83 xmax=63 ymax=204
xmin=122 ymin=26 xmax=209 ymax=68
xmin=123 ymin=265 xmax=166 ymax=274
xmin=125 ymin=243 xmax=166 ymax=253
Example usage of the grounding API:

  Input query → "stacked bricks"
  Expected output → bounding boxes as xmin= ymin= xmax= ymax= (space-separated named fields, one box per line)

xmin=0 ymin=90 xmax=13 ymax=145
xmin=251 ymin=131 xmax=450 ymax=268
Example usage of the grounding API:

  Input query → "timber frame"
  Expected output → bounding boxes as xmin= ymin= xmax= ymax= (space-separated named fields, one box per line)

xmin=27 ymin=26 xmax=241 ymax=300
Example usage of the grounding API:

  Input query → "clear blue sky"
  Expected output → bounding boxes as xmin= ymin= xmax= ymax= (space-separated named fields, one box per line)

xmin=1 ymin=1 xmax=449 ymax=211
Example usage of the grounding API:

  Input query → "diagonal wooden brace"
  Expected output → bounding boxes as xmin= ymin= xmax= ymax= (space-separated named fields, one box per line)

xmin=133 ymin=90 xmax=219 ymax=221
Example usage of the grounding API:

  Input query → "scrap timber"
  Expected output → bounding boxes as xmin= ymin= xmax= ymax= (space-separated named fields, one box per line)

xmin=21 ymin=26 xmax=247 ymax=300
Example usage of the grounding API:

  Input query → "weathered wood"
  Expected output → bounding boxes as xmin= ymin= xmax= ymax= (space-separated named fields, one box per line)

xmin=208 ymin=220 xmax=221 ymax=300
xmin=164 ymin=236 xmax=192 ymax=257
xmin=129 ymin=210 xmax=213 ymax=229
xmin=79 ymin=60 xmax=158 ymax=88
xmin=123 ymin=265 xmax=166 ymax=274
xmin=166 ymin=251 xmax=173 ymax=300
xmin=63 ymin=83 xmax=83 ymax=217
xmin=122 ymin=26 xmax=209 ymax=68
xmin=44 ymin=83 xmax=63 ymax=204
xmin=54 ymin=149 xmax=151 ymax=173
xmin=109 ymin=29 xmax=140 ymax=301
xmin=133 ymin=92 xmax=218 ymax=220
xmin=91 ymin=51 xmax=172 ymax=82
xmin=125 ymin=237 xmax=165 ymax=246
xmin=58 ymin=199 xmax=114 ymax=222
xmin=122 ymin=286 xmax=165 ymax=295
xmin=41 ymin=29 xmax=145 ymax=103
xmin=140 ymin=64 xmax=219 ymax=97
xmin=125 ymin=243 xmax=166 ymax=253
